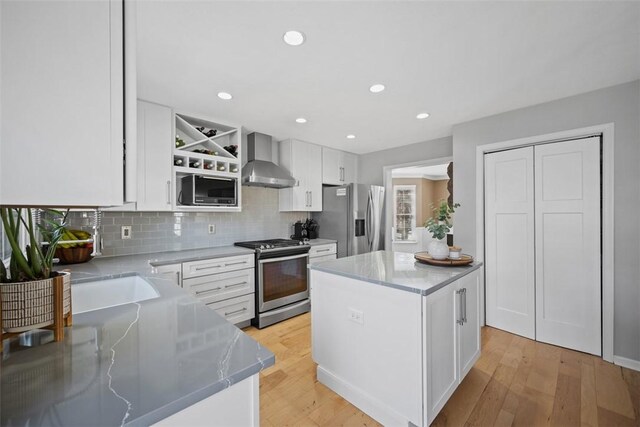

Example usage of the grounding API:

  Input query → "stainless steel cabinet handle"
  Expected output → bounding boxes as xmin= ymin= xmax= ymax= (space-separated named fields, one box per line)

xmin=316 ymin=248 xmax=331 ymax=253
xmin=224 ymin=281 xmax=247 ymax=289
xmin=166 ymin=181 xmax=171 ymax=204
xmin=224 ymin=261 xmax=247 ymax=267
xmin=462 ymin=288 xmax=467 ymax=324
xmin=195 ymin=265 xmax=223 ymax=271
xmin=309 ymin=191 xmax=313 ymax=207
xmin=176 ymin=271 xmax=181 ymax=287
xmin=196 ymin=287 xmax=222 ymax=295
xmin=225 ymin=307 xmax=247 ymax=317
xmin=305 ymin=191 xmax=309 ymax=207
xmin=456 ymin=288 xmax=465 ymax=325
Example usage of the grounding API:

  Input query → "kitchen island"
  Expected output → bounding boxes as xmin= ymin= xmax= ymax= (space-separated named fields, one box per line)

xmin=0 ymin=247 xmax=274 ymax=427
xmin=309 ymin=250 xmax=483 ymax=426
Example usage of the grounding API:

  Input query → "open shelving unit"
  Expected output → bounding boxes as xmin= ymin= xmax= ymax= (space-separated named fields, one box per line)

xmin=173 ymin=113 xmax=242 ymax=212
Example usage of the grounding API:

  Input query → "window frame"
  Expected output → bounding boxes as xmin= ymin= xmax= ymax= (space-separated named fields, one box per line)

xmin=393 ymin=184 xmax=417 ymax=243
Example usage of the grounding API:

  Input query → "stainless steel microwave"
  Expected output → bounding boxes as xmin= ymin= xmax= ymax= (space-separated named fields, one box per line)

xmin=181 ymin=175 xmax=238 ymax=206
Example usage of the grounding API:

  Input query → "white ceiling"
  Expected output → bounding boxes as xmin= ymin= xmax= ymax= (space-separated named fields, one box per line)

xmin=136 ymin=1 xmax=640 ymax=155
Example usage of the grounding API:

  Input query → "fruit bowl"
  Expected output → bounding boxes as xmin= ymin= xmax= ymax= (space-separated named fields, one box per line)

xmin=55 ymin=246 xmax=93 ymax=264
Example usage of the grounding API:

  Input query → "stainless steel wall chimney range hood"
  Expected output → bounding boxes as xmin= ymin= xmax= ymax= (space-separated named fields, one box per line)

xmin=242 ymin=132 xmax=296 ymax=188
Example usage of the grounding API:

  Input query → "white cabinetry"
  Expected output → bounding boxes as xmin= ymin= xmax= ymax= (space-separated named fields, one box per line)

xmin=311 ymin=267 xmax=481 ymax=426
xmin=279 ymin=140 xmax=322 ymax=212
xmin=322 ymin=148 xmax=357 ymax=185
xmin=0 ymin=0 xmax=124 ymax=206
xmin=308 ymin=243 xmax=337 ymax=264
xmin=182 ymin=255 xmax=255 ymax=326
xmin=153 ymin=263 xmax=182 ymax=287
xmin=136 ymin=101 xmax=173 ymax=211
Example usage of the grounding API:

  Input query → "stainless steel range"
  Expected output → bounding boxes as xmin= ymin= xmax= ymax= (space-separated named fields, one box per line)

xmin=234 ymin=238 xmax=310 ymax=328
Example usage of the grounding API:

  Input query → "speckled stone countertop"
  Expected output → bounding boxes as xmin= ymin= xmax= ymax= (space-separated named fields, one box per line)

xmin=309 ymin=250 xmax=483 ymax=296
xmin=1 ymin=245 xmax=275 ymax=427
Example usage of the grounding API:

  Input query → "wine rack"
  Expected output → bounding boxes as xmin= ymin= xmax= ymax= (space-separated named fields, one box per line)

xmin=173 ymin=113 xmax=242 ymax=211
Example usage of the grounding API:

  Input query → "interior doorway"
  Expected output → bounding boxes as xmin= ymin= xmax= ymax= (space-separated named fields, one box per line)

xmin=383 ymin=160 xmax=453 ymax=254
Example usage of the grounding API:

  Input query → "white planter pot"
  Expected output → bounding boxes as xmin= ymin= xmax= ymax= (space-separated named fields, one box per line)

xmin=428 ymin=239 xmax=449 ymax=260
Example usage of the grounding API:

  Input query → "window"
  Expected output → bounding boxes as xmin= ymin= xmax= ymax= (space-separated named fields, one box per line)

xmin=393 ymin=185 xmax=416 ymax=242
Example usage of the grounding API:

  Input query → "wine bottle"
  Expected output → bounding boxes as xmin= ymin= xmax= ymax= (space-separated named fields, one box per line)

xmin=189 ymin=161 xmax=201 ymax=168
xmin=204 ymin=163 xmax=214 ymax=170
xmin=174 ymin=158 xmax=184 ymax=166
xmin=217 ymin=164 xmax=226 ymax=171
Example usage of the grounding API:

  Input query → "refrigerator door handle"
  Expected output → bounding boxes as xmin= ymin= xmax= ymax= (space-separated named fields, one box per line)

xmin=366 ymin=191 xmax=373 ymax=251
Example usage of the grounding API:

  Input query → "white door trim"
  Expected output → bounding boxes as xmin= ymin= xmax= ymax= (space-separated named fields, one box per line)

xmin=383 ymin=156 xmax=453 ymax=252
xmin=475 ymin=123 xmax=614 ymax=362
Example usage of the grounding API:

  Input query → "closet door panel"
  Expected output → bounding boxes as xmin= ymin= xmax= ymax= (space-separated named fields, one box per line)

xmin=484 ymin=147 xmax=535 ymax=339
xmin=534 ymin=137 xmax=601 ymax=355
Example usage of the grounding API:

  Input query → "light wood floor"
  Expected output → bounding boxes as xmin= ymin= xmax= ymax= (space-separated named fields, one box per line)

xmin=244 ymin=313 xmax=640 ymax=426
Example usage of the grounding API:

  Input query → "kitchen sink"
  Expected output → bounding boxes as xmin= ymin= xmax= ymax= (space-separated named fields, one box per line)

xmin=72 ymin=275 xmax=160 ymax=314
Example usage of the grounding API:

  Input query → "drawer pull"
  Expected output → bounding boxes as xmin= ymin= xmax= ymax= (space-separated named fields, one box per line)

xmin=224 ymin=261 xmax=247 ymax=267
xmin=225 ymin=307 xmax=247 ymax=317
xmin=195 ymin=287 xmax=222 ymax=295
xmin=224 ymin=281 xmax=247 ymax=289
xmin=195 ymin=265 xmax=223 ymax=271
xmin=315 ymin=248 xmax=331 ymax=253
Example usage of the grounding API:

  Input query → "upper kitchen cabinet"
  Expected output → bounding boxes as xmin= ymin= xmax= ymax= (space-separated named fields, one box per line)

xmin=0 ymin=0 xmax=127 ymax=206
xmin=279 ymin=140 xmax=322 ymax=212
xmin=322 ymin=147 xmax=357 ymax=185
xmin=136 ymin=100 xmax=173 ymax=211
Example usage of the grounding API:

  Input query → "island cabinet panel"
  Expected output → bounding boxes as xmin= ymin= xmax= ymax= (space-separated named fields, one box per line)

xmin=311 ymin=263 xmax=482 ymax=427
xmin=423 ymin=284 xmax=459 ymax=424
xmin=311 ymin=270 xmax=424 ymax=426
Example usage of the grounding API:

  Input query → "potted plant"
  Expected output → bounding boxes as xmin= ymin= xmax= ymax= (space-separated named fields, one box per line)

xmin=425 ymin=201 xmax=459 ymax=260
xmin=0 ymin=208 xmax=72 ymax=344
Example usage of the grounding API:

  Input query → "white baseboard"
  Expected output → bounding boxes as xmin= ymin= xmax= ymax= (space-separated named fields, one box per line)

xmin=316 ymin=366 xmax=414 ymax=426
xmin=613 ymin=355 xmax=640 ymax=372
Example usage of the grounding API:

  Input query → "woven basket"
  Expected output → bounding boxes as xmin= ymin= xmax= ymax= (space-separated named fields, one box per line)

xmin=0 ymin=272 xmax=71 ymax=333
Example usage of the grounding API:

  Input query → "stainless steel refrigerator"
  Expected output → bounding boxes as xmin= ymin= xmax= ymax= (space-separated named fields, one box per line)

xmin=311 ymin=184 xmax=385 ymax=258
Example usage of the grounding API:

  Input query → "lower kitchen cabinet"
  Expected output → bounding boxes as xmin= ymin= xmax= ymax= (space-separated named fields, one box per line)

xmin=153 ymin=263 xmax=182 ymax=287
xmin=180 ymin=254 xmax=256 ymax=326
xmin=309 ymin=243 xmax=338 ymax=265
xmin=311 ymin=265 xmax=481 ymax=426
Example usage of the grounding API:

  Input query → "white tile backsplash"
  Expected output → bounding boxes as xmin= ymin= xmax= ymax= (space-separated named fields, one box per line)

xmin=67 ymin=187 xmax=307 ymax=257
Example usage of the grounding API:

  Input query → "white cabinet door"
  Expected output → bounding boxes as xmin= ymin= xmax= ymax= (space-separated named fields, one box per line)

xmin=457 ymin=271 xmax=481 ymax=380
xmin=342 ymin=151 xmax=357 ymax=184
xmin=423 ymin=284 xmax=459 ymax=424
xmin=280 ymin=140 xmax=322 ymax=211
xmin=136 ymin=101 xmax=173 ymax=211
xmin=534 ymin=138 xmax=601 ymax=355
xmin=307 ymin=143 xmax=323 ymax=211
xmin=0 ymin=0 xmax=124 ymax=206
xmin=153 ymin=264 xmax=182 ymax=287
xmin=484 ymin=147 xmax=535 ymax=339
xmin=322 ymin=147 xmax=342 ymax=185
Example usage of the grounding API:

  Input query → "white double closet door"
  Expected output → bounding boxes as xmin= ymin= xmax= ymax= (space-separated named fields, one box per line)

xmin=485 ymin=137 xmax=601 ymax=355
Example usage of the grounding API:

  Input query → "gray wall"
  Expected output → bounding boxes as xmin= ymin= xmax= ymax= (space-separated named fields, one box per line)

xmin=68 ymin=187 xmax=305 ymax=257
xmin=452 ymin=80 xmax=640 ymax=361
xmin=358 ymin=136 xmax=453 ymax=185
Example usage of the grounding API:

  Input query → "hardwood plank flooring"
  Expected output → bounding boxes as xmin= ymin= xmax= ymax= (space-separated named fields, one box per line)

xmin=244 ymin=314 xmax=639 ymax=426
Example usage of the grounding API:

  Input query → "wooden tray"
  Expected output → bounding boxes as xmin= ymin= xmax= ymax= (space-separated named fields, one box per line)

xmin=414 ymin=252 xmax=473 ymax=266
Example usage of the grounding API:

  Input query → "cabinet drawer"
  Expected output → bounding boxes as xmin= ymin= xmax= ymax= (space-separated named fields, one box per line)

xmin=206 ymin=294 xmax=255 ymax=325
xmin=183 ymin=254 xmax=254 ymax=279
xmin=309 ymin=254 xmax=337 ymax=265
xmin=309 ymin=244 xmax=337 ymax=257
xmin=183 ymin=269 xmax=254 ymax=304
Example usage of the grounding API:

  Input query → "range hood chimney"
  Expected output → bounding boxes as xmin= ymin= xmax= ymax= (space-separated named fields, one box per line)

xmin=242 ymin=132 xmax=296 ymax=188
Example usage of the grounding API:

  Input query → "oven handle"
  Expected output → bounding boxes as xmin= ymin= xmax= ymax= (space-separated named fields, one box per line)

xmin=259 ymin=253 xmax=310 ymax=264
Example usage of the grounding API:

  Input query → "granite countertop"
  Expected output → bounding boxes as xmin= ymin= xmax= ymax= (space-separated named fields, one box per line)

xmin=309 ymin=250 xmax=483 ymax=296
xmin=1 ymin=246 xmax=275 ymax=427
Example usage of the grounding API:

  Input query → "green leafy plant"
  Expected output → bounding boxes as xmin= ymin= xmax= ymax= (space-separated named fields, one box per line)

xmin=0 ymin=208 xmax=68 ymax=283
xmin=425 ymin=201 xmax=460 ymax=240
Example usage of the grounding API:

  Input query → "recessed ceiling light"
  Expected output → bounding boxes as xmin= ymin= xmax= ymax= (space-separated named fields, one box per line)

xmin=217 ymin=92 xmax=232 ymax=100
xmin=296 ymin=117 xmax=307 ymax=123
xmin=283 ymin=30 xmax=305 ymax=46
xmin=416 ymin=112 xmax=430 ymax=119
xmin=369 ymin=84 xmax=385 ymax=93
xmin=346 ymin=134 xmax=356 ymax=139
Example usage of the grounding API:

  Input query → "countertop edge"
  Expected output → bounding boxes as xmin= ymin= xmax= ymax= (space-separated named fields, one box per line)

xmin=309 ymin=261 xmax=483 ymax=296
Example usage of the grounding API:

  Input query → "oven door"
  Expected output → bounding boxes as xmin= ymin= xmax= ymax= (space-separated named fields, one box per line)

xmin=258 ymin=252 xmax=309 ymax=312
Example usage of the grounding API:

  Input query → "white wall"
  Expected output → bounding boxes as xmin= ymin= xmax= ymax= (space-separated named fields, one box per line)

xmin=358 ymin=136 xmax=452 ymax=185
xmin=452 ymin=80 xmax=640 ymax=362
